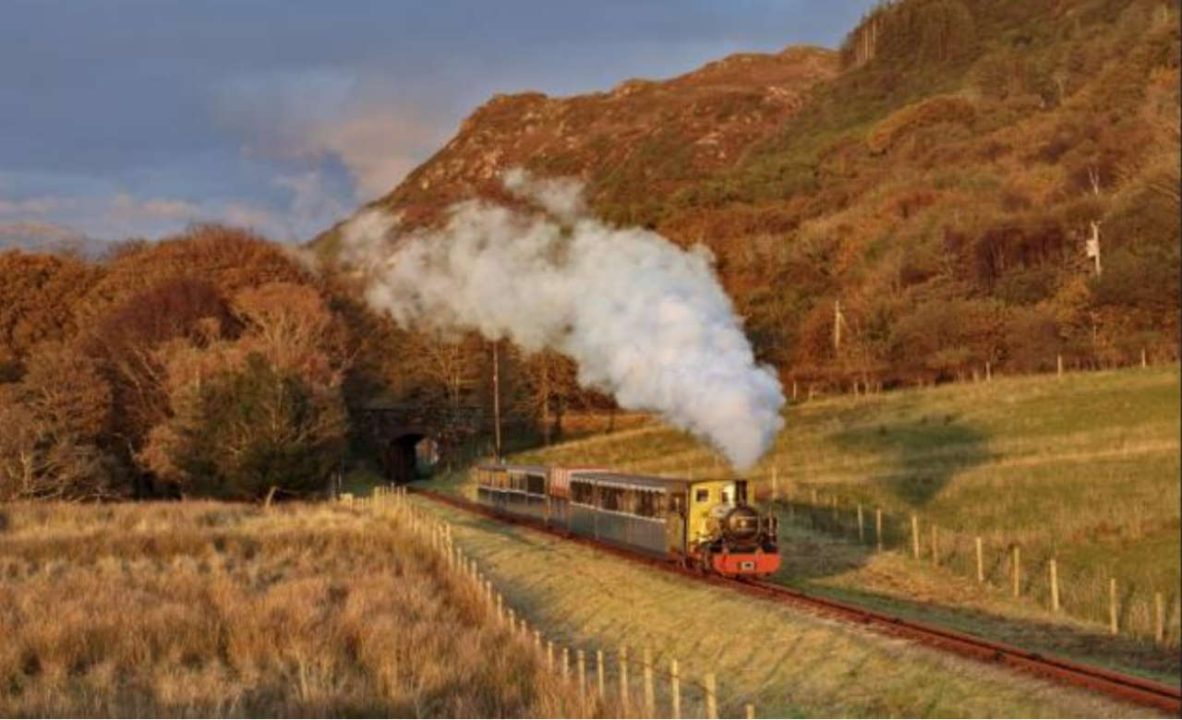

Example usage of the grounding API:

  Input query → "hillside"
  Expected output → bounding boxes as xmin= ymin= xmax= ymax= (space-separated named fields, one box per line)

xmin=316 ymin=0 xmax=1180 ymax=390
xmin=499 ymin=366 xmax=1181 ymax=673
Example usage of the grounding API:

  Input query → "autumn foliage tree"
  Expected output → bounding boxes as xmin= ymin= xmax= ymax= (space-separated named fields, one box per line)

xmin=0 ymin=343 xmax=118 ymax=500
xmin=1 ymin=227 xmax=357 ymax=501
xmin=140 ymin=282 xmax=348 ymax=499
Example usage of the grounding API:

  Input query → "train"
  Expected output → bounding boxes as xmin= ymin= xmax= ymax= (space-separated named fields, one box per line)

xmin=474 ymin=464 xmax=780 ymax=577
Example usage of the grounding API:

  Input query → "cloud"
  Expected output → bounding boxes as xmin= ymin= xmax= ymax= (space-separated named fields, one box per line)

xmin=0 ymin=196 xmax=64 ymax=216
xmin=215 ymin=69 xmax=447 ymax=203
xmin=0 ymin=190 xmax=294 ymax=243
xmin=221 ymin=202 xmax=280 ymax=232
xmin=109 ymin=193 xmax=199 ymax=223
xmin=312 ymin=108 xmax=438 ymax=200
xmin=276 ymin=170 xmax=346 ymax=230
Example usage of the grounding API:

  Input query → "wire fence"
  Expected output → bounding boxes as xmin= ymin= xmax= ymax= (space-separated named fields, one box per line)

xmin=764 ymin=488 xmax=1181 ymax=648
xmin=348 ymin=487 xmax=760 ymax=718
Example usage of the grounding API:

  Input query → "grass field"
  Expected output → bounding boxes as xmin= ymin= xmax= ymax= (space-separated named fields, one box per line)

xmin=0 ymin=501 xmax=593 ymax=717
xmin=409 ymin=495 xmax=1165 ymax=718
xmin=502 ymin=366 xmax=1180 ymax=670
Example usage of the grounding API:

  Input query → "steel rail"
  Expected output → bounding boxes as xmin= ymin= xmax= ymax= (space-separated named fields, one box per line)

xmin=410 ymin=486 xmax=1181 ymax=714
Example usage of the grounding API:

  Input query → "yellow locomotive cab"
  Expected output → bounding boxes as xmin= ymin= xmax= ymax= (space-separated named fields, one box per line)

xmin=686 ymin=479 xmax=737 ymax=545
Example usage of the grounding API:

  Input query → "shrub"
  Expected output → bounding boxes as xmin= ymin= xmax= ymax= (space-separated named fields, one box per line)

xmin=146 ymin=353 xmax=346 ymax=500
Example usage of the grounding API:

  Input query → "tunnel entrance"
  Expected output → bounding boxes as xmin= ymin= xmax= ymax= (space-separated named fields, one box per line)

xmin=384 ymin=433 xmax=426 ymax=484
xmin=358 ymin=405 xmax=448 ymax=484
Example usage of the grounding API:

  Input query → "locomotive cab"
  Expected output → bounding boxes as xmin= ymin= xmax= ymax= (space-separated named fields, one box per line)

xmin=687 ymin=478 xmax=780 ymax=577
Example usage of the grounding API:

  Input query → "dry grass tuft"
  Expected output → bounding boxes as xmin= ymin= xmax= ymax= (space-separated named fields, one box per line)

xmin=0 ymin=500 xmax=593 ymax=717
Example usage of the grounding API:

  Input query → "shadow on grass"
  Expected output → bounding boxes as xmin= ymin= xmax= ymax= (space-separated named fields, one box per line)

xmin=831 ymin=405 xmax=995 ymax=508
xmin=790 ymin=578 xmax=1182 ymax=688
xmin=769 ymin=520 xmax=1181 ymax=687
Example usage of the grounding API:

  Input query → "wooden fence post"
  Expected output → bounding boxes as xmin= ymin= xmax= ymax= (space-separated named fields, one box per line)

xmin=705 ymin=673 xmax=718 ymax=720
xmin=746 ymin=703 xmax=756 ymax=719
xmin=597 ymin=649 xmax=605 ymax=698
xmin=975 ymin=537 xmax=984 ymax=583
xmin=1057 ymin=354 xmax=1063 ymax=377
xmin=875 ymin=508 xmax=883 ymax=552
xmin=1142 ymin=348 xmax=1148 ymax=369
xmin=930 ymin=525 xmax=939 ymax=566
xmin=1049 ymin=560 xmax=1060 ymax=613
xmin=547 ymin=641 xmax=554 ymax=671
xmin=619 ymin=645 xmax=630 ymax=712
xmin=985 ymin=360 xmax=992 ymax=381
xmin=911 ymin=515 xmax=920 ymax=559
xmin=1011 ymin=546 xmax=1021 ymax=597
xmin=1155 ymin=592 xmax=1164 ymax=644
xmin=670 ymin=659 xmax=681 ymax=719
xmin=562 ymin=647 xmax=570 ymax=679
xmin=857 ymin=504 xmax=865 ymax=543
xmin=1109 ymin=578 xmax=1118 ymax=635
xmin=577 ymin=649 xmax=586 ymax=698
xmin=643 ymin=647 xmax=655 ymax=716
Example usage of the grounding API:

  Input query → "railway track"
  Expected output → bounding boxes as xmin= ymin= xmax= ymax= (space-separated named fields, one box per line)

xmin=410 ymin=487 xmax=1181 ymax=715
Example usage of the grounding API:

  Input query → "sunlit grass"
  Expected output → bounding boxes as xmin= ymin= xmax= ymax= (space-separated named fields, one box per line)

xmin=0 ymin=501 xmax=594 ymax=717
xmin=509 ymin=366 xmax=1181 ymax=649
xmin=412 ymin=496 xmax=1163 ymax=718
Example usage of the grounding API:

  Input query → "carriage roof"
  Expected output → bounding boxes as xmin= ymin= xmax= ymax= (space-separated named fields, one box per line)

xmin=566 ymin=471 xmax=740 ymax=492
xmin=477 ymin=463 xmax=548 ymax=475
xmin=478 ymin=465 xmax=739 ymax=490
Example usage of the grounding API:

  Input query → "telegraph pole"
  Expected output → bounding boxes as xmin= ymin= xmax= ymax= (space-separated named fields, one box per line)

xmin=492 ymin=341 xmax=502 ymax=460
xmin=833 ymin=300 xmax=845 ymax=351
xmin=1087 ymin=220 xmax=1102 ymax=276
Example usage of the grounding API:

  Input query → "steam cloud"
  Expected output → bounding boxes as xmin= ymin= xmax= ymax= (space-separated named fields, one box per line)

xmin=342 ymin=170 xmax=785 ymax=469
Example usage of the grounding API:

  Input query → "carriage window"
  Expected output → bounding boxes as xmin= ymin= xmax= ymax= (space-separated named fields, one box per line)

xmin=527 ymin=473 xmax=545 ymax=495
xmin=637 ymin=490 xmax=662 ymax=518
xmin=600 ymin=486 xmax=623 ymax=511
xmin=695 ymin=488 xmax=710 ymax=503
xmin=571 ymin=481 xmax=594 ymax=505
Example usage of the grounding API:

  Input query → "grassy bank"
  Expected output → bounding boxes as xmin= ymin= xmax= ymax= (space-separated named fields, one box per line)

xmin=504 ymin=367 xmax=1180 ymax=663
xmin=0 ymin=501 xmax=590 ymax=717
xmin=409 ymin=495 xmax=1164 ymax=718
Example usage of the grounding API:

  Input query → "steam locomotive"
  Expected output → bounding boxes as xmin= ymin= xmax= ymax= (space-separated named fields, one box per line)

xmin=474 ymin=465 xmax=780 ymax=576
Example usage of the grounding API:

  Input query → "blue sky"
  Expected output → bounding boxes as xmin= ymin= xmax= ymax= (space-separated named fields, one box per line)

xmin=0 ymin=1 xmax=875 ymax=243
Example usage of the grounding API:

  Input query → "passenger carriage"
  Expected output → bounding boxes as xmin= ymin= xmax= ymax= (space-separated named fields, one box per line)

xmin=474 ymin=464 xmax=780 ymax=577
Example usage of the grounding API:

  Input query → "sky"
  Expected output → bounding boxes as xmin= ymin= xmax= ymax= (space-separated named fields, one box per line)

xmin=0 ymin=0 xmax=876 ymax=244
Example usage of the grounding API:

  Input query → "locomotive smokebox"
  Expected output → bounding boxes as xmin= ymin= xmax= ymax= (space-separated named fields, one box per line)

xmin=721 ymin=505 xmax=762 ymax=546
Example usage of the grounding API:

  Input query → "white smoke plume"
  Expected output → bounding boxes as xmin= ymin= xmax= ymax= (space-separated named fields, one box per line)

xmin=342 ymin=171 xmax=785 ymax=469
